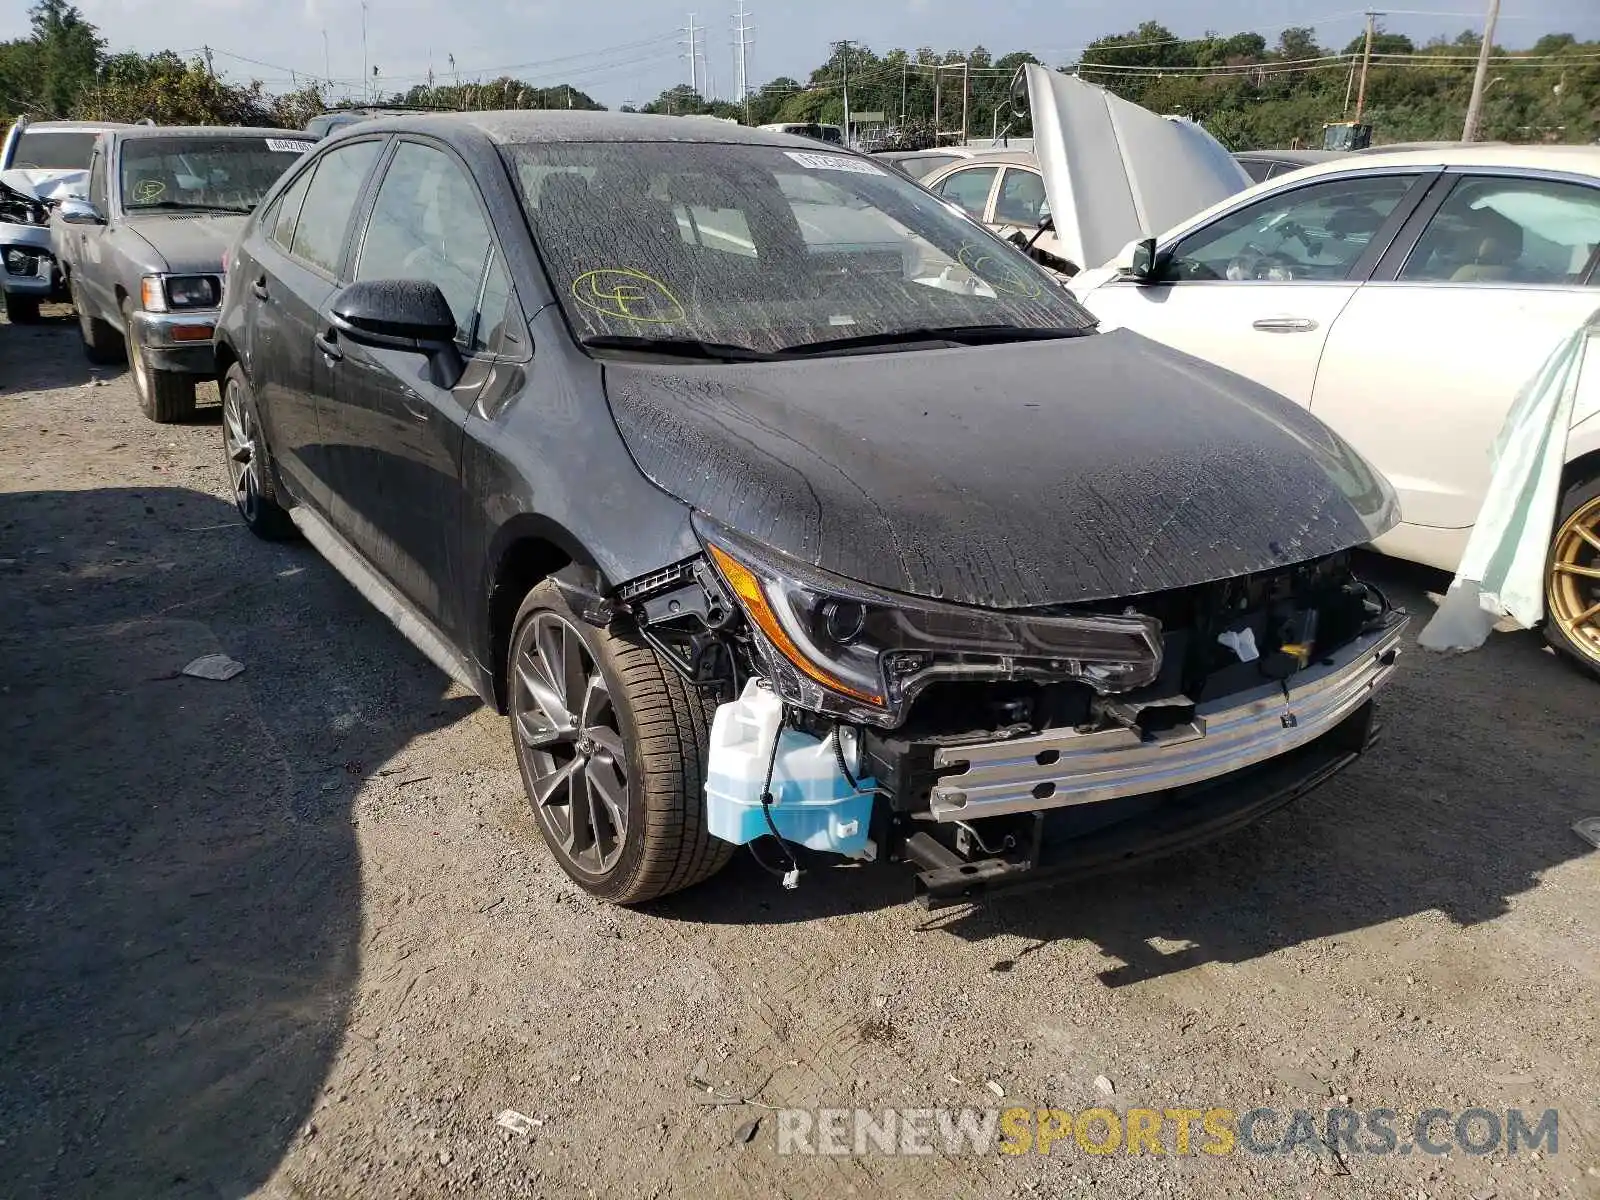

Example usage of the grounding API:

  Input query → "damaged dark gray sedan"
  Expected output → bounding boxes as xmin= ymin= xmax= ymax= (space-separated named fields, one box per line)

xmin=216 ymin=112 xmax=1406 ymax=907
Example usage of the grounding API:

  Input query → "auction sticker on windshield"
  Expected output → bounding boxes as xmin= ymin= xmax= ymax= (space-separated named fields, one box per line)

xmin=783 ymin=151 xmax=885 ymax=176
xmin=266 ymin=139 xmax=315 ymax=154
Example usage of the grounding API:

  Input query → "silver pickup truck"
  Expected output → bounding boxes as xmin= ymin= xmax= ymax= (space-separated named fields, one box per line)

xmin=54 ymin=125 xmax=311 ymax=421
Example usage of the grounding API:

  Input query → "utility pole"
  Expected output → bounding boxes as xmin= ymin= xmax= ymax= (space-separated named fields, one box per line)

xmin=833 ymin=40 xmax=853 ymax=148
xmin=682 ymin=13 xmax=700 ymax=94
xmin=733 ymin=2 xmax=754 ymax=121
xmin=1354 ymin=10 xmax=1379 ymax=123
xmin=1461 ymin=0 xmax=1502 ymax=141
xmin=900 ymin=60 xmax=907 ymax=129
xmin=323 ymin=29 xmax=332 ymax=87
xmin=202 ymin=45 xmax=214 ymax=78
xmin=360 ymin=0 xmax=370 ymax=103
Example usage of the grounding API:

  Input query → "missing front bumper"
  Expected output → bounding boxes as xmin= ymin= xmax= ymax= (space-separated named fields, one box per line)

xmin=907 ymin=699 xmax=1380 ymax=909
xmin=928 ymin=615 xmax=1406 ymax=822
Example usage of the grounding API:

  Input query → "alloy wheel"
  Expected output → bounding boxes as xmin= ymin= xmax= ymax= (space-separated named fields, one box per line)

xmin=1549 ymin=493 xmax=1600 ymax=669
xmin=512 ymin=611 xmax=631 ymax=876
xmin=221 ymin=378 xmax=261 ymax=523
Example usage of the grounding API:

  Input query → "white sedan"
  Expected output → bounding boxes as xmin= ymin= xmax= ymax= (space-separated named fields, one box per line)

xmin=1068 ymin=144 xmax=1600 ymax=676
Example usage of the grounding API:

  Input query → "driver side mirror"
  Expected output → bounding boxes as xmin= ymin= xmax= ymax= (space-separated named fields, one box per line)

xmin=330 ymin=279 xmax=464 ymax=390
xmin=59 ymin=197 xmax=104 ymax=226
xmin=1127 ymin=236 xmax=1160 ymax=283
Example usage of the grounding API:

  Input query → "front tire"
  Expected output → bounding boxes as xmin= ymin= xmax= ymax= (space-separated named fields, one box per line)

xmin=1544 ymin=471 xmax=1600 ymax=680
xmin=3 ymin=290 xmax=40 ymax=324
xmin=74 ymin=279 xmax=123 ymax=365
xmin=508 ymin=581 xmax=732 ymax=905
xmin=124 ymin=298 xmax=196 ymax=423
xmin=221 ymin=363 xmax=296 ymax=540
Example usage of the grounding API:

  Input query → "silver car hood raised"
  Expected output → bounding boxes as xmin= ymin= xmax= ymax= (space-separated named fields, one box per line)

xmin=1020 ymin=65 xmax=1250 ymax=271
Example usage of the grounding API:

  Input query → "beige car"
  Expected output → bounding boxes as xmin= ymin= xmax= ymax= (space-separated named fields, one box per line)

xmin=919 ymin=150 xmax=1075 ymax=275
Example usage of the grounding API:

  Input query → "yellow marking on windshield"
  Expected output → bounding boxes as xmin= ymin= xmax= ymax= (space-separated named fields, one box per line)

xmin=133 ymin=178 xmax=167 ymax=203
xmin=957 ymin=243 xmax=1043 ymax=298
xmin=571 ymin=268 xmax=686 ymax=323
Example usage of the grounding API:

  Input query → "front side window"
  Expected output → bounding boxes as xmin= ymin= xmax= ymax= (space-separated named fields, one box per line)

xmin=1165 ymin=174 xmax=1416 ymax=282
xmin=268 ymin=168 xmax=313 ymax=254
xmin=934 ymin=165 xmax=998 ymax=218
xmin=1399 ymin=176 xmax=1600 ymax=286
xmin=87 ymin=145 xmax=107 ymax=214
xmin=994 ymin=168 xmax=1048 ymax=226
xmin=354 ymin=141 xmax=492 ymax=343
xmin=289 ymin=139 xmax=383 ymax=274
xmin=505 ymin=141 xmax=1094 ymax=356
xmin=119 ymin=135 xmax=310 ymax=215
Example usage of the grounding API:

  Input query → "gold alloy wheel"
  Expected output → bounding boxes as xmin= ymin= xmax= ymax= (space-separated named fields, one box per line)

xmin=1549 ymin=492 xmax=1600 ymax=669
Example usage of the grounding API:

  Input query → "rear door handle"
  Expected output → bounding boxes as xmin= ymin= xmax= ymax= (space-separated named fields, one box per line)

xmin=1252 ymin=316 xmax=1319 ymax=333
xmin=314 ymin=329 xmax=343 ymax=361
xmin=250 ymin=275 xmax=270 ymax=300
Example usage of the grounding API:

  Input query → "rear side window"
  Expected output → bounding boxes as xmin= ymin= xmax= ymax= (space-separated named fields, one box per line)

xmin=1399 ymin=176 xmax=1600 ymax=286
xmin=268 ymin=169 xmax=313 ymax=253
xmin=289 ymin=140 xmax=382 ymax=274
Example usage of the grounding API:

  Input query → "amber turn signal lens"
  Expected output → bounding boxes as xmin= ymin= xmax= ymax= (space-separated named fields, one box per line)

xmin=169 ymin=324 xmax=214 ymax=342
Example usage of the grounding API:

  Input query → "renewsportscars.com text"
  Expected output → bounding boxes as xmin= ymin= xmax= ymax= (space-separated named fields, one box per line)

xmin=775 ymin=1106 xmax=1559 ymax=1158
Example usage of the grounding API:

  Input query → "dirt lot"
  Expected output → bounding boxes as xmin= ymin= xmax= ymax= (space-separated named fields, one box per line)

xmin=2 ymin=306 xmax=1598 ymax=1200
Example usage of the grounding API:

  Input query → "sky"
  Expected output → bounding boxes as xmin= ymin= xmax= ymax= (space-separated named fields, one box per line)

xmin=7 ymin=0 xmax=1599 ymax=110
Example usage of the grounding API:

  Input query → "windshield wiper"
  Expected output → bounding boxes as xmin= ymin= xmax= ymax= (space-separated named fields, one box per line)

xmin=127 ymin=200 xmax=254 ymax=214
xmin=780 ymin=324 xmax=1092 ymax=356
xmin=581 ymin=335 xmax=780 ymax=363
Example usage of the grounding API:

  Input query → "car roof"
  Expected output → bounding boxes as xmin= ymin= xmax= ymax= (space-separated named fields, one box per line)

xmin=1275 ymin=143 xmax=1600 ymax=180
xmin=1234 ymin=148 xmax=1347 ymax=165
xmin=328 ymin=109 xmax=837 ymax=149
xmin=12 ymin=120 xmax=134 ymax=132
xmin=112 ymin=126 xmax=297 ymax=140
xmin=924 ymin=149 xmax=1038 ymax=170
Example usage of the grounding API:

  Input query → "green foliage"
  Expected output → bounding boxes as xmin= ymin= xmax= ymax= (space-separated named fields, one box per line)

xmin=387 ymin=77 xmax=604 ymax=112
xmin=1 ymin=1 xmax=1595 ymax=152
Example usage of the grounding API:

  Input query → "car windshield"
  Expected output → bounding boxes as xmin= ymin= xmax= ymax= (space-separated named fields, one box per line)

xmin=503 ymin=140 xmax=1096 ymax=356
xmin=10 ymin=130 xmax=97 ymax=170
xmin=119 ymin=136 xmax=311 ymax=213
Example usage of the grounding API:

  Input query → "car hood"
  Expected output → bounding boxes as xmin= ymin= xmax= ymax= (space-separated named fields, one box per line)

xmin=1019 ymin=65 xmax=1250 ymax=272
xmin=601 ymin=331 xmax=1398 ymax=609
xmin=0 ymin=167 xmax=85 ymax=203
xmin=123 ymin=212 xmax=248 ymax=273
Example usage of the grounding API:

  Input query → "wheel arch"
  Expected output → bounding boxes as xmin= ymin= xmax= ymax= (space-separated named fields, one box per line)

xmin=484 ymin=515 xmax=607 ymax=714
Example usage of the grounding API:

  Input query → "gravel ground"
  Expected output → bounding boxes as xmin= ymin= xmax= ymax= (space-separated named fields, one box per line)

xmin=2 ymin=306 xmax=1598 ymax=1200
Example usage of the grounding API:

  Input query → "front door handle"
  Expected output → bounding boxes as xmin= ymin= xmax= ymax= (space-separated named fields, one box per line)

xmin=1252 ymin=316 xmax=1319 ymax=333
xmin=250 ymin=275 xmax=270 ymax=300
xmin=314 ymin=329 xmax=343 ymax=361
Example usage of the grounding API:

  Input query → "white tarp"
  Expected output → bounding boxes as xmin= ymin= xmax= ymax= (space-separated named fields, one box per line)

xmin=1419 ymin=309 xmax=1600 ymax=651
xmin=1020 ymin=65 xmax=1250 ymax=273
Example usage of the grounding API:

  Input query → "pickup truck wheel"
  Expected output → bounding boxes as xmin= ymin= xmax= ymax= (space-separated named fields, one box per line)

xmin=3 ymin=290 xmax=40 ymax=324
xmin=74 ymin=280 xmax=124 ymax=365
xmin=221 ymin=363 xmax=296 ymax=540
xmin=123 ymin=299 xmax=196 ymax=423
xmin=1545 ymin=471 xmax=1600 ymax=680
xmin=509 ymin=581 xmax=732 ymax=905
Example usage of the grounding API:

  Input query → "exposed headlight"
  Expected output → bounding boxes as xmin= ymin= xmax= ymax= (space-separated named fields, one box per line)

xmin=698 ymin=519 xmax=1163 ymax=727
xmin=140 ymin=273 xmax=221 ymax=312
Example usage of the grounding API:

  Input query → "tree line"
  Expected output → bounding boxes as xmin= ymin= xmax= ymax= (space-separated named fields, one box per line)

xmin=3 ymin=1 xmax=1596 ymax=149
